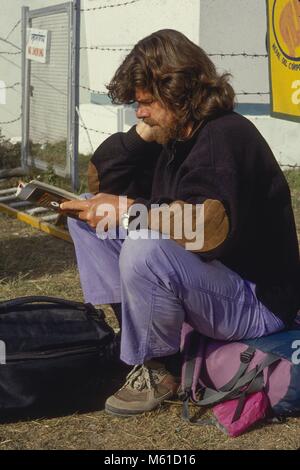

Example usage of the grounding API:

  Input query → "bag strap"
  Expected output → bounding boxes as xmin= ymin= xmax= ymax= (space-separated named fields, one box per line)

xmin=180 ymin=332 xmax=207 ymax=421
xmin=181 ymin=356 xmax=198 ymax=422
xmin=181 ymin=345 xmax=255 ymax=415
xmin=218 ymin=346 xmax=256 ymax=392
xmin=182 ymin=333 xmax=208 ymax=393
xmin=194 ymin=352 xmax=280 ymax=406
xmin=230 ymin=373 xmax=265 ymax=423
xmin=181 ymin=341 xmax=281 ymax=424
xmin=229 ymin=352 xmax=282 ymax=423
xmin=0 ymin=296 xmax=92 ymax=313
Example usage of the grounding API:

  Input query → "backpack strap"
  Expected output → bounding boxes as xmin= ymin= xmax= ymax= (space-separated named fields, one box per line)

xmin=181 ymin=355 xmax=197 ymax=422
xmin=181 ymin=338 xmax=280 ymax=424
xmin=180 ymin=331 xmax=207 ymax=421
xmin=217 ymin=346 xmax=256 ymax=392
xmin=181 ymin=345 xmax=256 ymax=422
xmin=231 ymin=352 xmax=281 ymax=422
xmin=194 ymin=351 xmax=280 ymax=406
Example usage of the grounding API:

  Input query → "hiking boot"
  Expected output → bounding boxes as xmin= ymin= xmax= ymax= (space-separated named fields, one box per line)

xmin=105 ymin=361 xmax=180 ymax=416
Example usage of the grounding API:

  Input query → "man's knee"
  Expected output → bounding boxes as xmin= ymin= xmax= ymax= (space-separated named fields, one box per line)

xmin=119 ymin=231 xmax=171 ymax=276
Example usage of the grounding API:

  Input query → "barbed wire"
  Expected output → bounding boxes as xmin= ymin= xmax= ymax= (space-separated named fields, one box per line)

xmin=81 ymin=0 xmax=143 ymax=12
xmin=0 ymin=82 xmax=20 ymax=90
xmin=80 ymin=85 xmax=107 ymax=95
xmin=0 ymin=113 xmax=22 ymax=125
xmin=0 ymin=50 xmax=21 ymax=55
xmin=80 ymin=47 xmax=268 ymax=57
xmin=5 ymin=20 xmax=21 ymax=41
xmin=280 ymin=164 xmax=300 ymax=169
xmin=76 ymin=106 xmax=95 ymax=154
xmin=0 ymin=37 xmax=21 ymax=51
xmin=208 ymin=52 xmax=268 ymax=58
xmin=236 ymin=92 xmax=270 ymax=96
xmin=79 ymin=124 xmax=111 ymax=135
xmin=80 ymin=46 xmax=132 ymax=51
xmin=81 ymin=84 xmax=270 ymax=97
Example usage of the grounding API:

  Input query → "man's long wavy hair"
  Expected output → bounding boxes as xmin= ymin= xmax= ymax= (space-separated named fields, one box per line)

xmin=107 ymin=29 xmax=235 ymax=125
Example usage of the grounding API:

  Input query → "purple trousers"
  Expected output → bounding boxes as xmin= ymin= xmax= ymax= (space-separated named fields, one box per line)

xmin=68 ymin=218 xmax=284 ymax=365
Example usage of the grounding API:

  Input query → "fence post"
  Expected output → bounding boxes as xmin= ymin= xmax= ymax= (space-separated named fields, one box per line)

xmin=70 ymin=0 xmax=80 ymax=192
xmin=21 ymin=6 xmax=30 ymax=170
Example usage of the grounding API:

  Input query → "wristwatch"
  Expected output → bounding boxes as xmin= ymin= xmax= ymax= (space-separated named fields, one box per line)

xmin=120 ymin=212 xmax=130 ymax=230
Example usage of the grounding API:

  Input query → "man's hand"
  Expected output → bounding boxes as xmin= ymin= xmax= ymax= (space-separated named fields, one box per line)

xmin=60 ymin=193 xmax=134 ymax=230
xmin=136 ymin=121 xmax=158 ymax=142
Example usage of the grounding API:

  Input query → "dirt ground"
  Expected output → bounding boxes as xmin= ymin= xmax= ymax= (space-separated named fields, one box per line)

xmin=0 ymin=181 xmax=300 ymax=450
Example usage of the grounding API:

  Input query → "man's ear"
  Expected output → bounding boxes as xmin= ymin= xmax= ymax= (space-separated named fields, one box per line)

xmin=87 ymin=161 xmax=100 ymax=194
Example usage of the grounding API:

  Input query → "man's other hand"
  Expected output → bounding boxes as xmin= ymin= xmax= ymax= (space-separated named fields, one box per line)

xmin=136 ymin=121 xmax=158 ymax=142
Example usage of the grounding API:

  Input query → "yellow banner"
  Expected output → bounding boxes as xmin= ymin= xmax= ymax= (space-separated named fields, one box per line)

xmin=267 ymin=0 xmax=300 ymax=121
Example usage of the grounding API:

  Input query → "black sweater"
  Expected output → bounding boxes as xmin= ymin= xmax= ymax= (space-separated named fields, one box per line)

xmin=91 ymin=111 xmax=300 ymax=325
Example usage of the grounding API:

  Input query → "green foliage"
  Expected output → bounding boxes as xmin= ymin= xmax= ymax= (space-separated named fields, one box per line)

xmin=0 ymin=133 xmax=90 ymax=193
xmin=29 ymin=140 xmax=67 ymax=168
xmin=0 ymin=128 xmax=21 ymax=169
xmin=43 ymin=165 xmax=59 ymax=186
xmin=283 ymin=169 xmax=300 ymax=191
xmin=28 ymin=140 xmax=91 ymax=193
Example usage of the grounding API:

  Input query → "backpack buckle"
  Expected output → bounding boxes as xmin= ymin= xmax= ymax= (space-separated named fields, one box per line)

xmin=240 ymin=349 xmax=255 ymax=364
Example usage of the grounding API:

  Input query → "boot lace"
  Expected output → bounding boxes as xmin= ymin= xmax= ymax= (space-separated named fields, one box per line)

xmin=124 ymin=365 xmax=166 ymax=392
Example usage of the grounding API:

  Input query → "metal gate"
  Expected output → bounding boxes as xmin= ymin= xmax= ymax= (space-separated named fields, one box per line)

xmin=21 ymin=1 xmax=80 ymax=190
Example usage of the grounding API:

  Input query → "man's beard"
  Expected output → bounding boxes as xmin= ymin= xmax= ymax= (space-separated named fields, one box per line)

xmin=144 ymin=118 xmax=183 ymax=145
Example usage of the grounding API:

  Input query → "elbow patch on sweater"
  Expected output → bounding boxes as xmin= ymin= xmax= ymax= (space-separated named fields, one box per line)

xmin=200 ymin=199 xmax=229 ymax=252
xmin=148 ymin=198 xmax=229 ymax=252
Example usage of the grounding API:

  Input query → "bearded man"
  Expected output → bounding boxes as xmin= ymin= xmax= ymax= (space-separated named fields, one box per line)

xmin=60 ymin=29 xmax=300 ymax=417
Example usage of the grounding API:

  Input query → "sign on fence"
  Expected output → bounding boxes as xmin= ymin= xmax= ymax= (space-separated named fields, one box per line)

xmin=267 ymin=0 xmax=300 ymax=121
xmin=26 ymin=28 xmax=49 ymax=63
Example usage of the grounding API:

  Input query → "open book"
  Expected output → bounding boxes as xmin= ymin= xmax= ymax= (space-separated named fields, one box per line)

xmin=16 ymin=180 xmax=83 ymax=219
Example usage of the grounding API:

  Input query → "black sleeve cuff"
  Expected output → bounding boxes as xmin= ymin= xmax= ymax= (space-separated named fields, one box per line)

xmin=122 ymin=126 xmax=158 ymax=156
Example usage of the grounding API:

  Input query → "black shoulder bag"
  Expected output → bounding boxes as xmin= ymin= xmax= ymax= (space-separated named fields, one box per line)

xmin=0 ymin=296 xmax=118 ymax=418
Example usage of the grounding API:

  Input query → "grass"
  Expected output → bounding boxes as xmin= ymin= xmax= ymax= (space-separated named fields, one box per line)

xmin=0 ymin=135 xmax=299 ymax=449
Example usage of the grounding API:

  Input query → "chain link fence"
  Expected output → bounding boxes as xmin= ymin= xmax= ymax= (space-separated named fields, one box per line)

xmin=28 ymin=11 xmax=69 ymax=168
xmin=21 ymin=1 xmax=80 ymax=190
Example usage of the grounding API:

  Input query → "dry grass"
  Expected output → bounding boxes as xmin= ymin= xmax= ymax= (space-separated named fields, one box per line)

xmin=0 ymin=173 xmax=299 ymax=450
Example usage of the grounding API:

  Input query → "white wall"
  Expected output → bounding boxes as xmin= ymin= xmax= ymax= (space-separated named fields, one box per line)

xmin=200 ymin=0 xmax=269 ymax=104
xmin=1 ymin=0 xmax=299 ymax=166
xmin=80 ymin=0 xmax=299 ymax=165
xmin=199 ymin=0 xmax=299 ymax=166
xmin=83 ymin=0 xmax=201 ymax=94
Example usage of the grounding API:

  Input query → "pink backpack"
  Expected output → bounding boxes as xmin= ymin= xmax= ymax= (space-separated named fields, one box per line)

xmin=180 ymin=321 xmax=300 ymax=437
